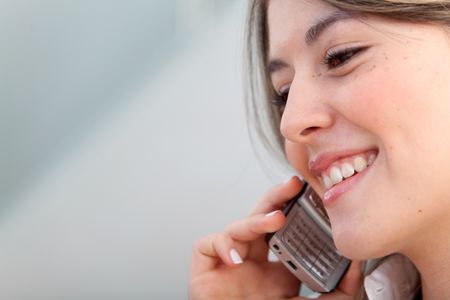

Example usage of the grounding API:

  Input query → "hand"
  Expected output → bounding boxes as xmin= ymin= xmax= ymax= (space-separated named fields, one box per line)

xmin=189 ymin=176 xmax=363 ymax=300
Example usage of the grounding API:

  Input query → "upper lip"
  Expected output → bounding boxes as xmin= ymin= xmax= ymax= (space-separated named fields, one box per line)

xmin=309 ymin=148 xmax=377 ymax=177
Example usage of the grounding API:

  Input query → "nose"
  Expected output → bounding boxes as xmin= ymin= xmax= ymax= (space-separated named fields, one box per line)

xmin=280 ymin=77 xmax=334 ymax=144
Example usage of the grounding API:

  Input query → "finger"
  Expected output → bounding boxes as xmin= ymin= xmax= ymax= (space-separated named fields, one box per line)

xmin=225 ymin=210 xmax=286 ymax=261
xmin=289 ymin=261 xmax=363 ymax=300
xmin=250 ymin=176 xmax=304 ymax=215
xmin=225 ymin=210 xmax=286 ymax=242
xmin=336 ymin=260 xmax=363 ymax=296
xmin=190 ymin=233 xmax=242 ymax=277
xmin=291 ymin=292 xmax=351 ymax=300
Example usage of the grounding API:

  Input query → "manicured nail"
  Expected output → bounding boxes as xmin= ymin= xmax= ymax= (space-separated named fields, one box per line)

xmin=265 ymin=211 xmax=278 ymax=217
xmin=230 ymin=248 xmax=243 ymax=264
xmin=284 ymin=176 xmax=294 ymax=184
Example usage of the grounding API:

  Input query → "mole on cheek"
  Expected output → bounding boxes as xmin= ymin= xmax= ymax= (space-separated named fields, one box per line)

xmin=368 ymin=64 xmax=377 ymax=72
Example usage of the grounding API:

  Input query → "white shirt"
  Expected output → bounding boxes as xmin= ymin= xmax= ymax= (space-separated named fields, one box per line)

xmin=364 ymin=254 xmax=421 ymax=300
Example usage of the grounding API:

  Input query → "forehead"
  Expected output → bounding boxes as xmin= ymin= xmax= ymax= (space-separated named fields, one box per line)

xmin=267 ymin=0 xmax=338 ymax=57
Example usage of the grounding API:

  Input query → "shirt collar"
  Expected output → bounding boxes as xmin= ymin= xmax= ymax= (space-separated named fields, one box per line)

xmin=364 ymin=254 xmax=421 ymax=300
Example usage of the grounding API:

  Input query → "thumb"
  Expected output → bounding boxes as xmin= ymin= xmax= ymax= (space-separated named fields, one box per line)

xmin=337 ymin=260 xmax=364 ymax=296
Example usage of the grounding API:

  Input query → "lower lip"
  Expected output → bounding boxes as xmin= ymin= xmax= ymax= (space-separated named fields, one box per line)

xmin=322 ymin=163 xmax=373 ymax=207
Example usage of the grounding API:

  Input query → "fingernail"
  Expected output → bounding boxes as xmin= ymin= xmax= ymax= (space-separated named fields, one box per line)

xmin=284 ymin=175 xmax=299 ymax=184
xmin=230 ymin=248 xmax=243 ymax=264
xmin=284 ymin=176 xmax=294 ymax=184
xmin=265 ymin=211 xmax=278 ymax=217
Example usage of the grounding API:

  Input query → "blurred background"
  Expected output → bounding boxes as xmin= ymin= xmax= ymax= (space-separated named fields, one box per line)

xmin=0 ymin=0 xmax=291 ymax=299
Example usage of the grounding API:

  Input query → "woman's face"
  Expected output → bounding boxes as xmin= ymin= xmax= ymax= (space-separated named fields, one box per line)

xmin=267 ymin=0 xmax=450 ymax=259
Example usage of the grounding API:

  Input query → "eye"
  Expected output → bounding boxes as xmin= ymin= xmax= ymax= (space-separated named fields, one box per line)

xmin=323 ymin=46 xmax=367 ymax=69
xmin=272 ymin=87 xmax=290 ymax=113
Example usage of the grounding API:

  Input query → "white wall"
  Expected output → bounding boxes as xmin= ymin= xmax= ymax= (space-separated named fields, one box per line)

xmin=0 ymin=2 xmax=290 ymax=299
xmin=0 ymin=0 xmax=233 ymax=204
xmin=0 ymin=0 xmax=177 ymax=199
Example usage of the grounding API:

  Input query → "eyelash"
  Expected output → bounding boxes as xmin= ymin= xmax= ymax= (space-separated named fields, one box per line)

xmin=272 ymin=89 xmax=289 ymax=111
xmin=323 ymin=46 xmax=366 ymax=69
xmin=272 ymin=46 xmax=366 ymax=109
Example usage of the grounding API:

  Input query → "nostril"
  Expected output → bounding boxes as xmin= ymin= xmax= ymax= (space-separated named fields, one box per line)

xmin=300 ymin=126 xmax=320 ymax=136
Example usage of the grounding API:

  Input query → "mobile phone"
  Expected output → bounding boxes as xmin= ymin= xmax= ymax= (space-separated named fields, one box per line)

xmin=265 ymin=183 xmax=351 ymax=293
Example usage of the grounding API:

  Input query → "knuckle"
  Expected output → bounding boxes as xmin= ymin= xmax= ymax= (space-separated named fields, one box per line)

xmin=224 ymin=222 xmax=234 ymax=233
xmin=224 ymin=218 xmax=246 ymax=233
xmin=247 ymin=217 xmax=262 ymax=234
xmin=192 ymin=237 xmax=207 ymax=251
xmin=193 ymin=233 xmax=218 ymax=250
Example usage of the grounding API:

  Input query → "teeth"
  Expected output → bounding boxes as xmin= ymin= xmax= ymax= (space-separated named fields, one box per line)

xmin=341 ymin=163 xmax=355 ymax=178
xmin=353 ymin=156 xmax=368 ymax=172
xmin=330 ymin=167 xmax=343 ymax=184
xmin=322 ymin=175 xmax=332 ymax=189
xmin=319 ymin=153 xmax=376 ymax=190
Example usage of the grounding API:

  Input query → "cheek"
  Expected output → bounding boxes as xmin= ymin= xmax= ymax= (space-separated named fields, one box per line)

xmin=348 ymin=58 xmax=450 ymax=177
xmin=339 ymin=61 xmax=433 ymax=172
xmin=285 ymin=141 xmax=326 ymax=196
xmin=284 ymin=141 xmax=308 ymax=175
xmin=330 ymin=59 xmax=450 ymax=258
xmin=340 ymin=65 xmax=401 ymax=131
xmin=348 ymin=62 xmax=450 ymax=199
xmin=284 ymin=142 xmax=314 ymax=180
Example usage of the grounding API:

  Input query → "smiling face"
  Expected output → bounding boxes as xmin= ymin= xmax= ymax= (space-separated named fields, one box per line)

xmin=267 ymin=0 xmax=450 ymax=259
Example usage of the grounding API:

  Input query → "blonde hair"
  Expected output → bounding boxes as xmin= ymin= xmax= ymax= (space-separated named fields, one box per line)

xmin=244 ymin=0 xmax=450 ymax=298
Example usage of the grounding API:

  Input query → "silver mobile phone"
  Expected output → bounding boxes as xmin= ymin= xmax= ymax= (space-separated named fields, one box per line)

xmin=266 ymin=183 xmax=351 ymax=293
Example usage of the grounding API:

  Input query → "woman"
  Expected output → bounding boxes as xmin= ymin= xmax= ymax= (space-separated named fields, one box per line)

xmin=190 ymin=1 xmax=450 ymax=299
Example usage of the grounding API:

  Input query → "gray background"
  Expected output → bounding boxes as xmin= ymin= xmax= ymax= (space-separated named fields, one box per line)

xmin=0 ymin=1 xmax=292 ymax=299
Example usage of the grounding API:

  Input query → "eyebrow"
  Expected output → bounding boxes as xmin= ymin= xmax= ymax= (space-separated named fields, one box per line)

xmin=305 ymin=10 xmax=357 ymax=45
xmin=268 ymin=10 xmax=359 ymax=75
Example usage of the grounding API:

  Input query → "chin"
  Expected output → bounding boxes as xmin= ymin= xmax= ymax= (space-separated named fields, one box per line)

xmin=332 ymin=225 xmax=396 ymax=260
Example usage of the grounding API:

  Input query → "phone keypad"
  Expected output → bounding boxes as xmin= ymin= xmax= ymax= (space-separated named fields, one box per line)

xmin=310 ymin=265 xmax=327 ymax=281
xmin=322 ymin=244 xmax=342 ymax=263
xmin=315 ymin=257 xmax=333 ymax=277
xmin=318 ymin=250 xmax=336 ymax=267
xmin=281 ymin=206 xmax=345 ymax=284
xmin=284 ymin=230 xmax=302 ymax=251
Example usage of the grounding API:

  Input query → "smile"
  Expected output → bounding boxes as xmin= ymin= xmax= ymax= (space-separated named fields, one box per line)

xmin=319 ymin=151 xmax=377 ymax=190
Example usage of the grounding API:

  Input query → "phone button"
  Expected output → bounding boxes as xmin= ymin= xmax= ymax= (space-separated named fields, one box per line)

xmin=293 ymin=223 xmax=308 ymax=240
xmin=296 ymin=243 xmax=315 ymax=269
xmin=315 ymin=257 xmax=333 ymax=276
xmin=310 ymin=265 xmax=327 ymax=283
xmin=282 ymin=231 xmax=301 ymax=253
xmin=301 ymin=255 xmax=314 ymax=270
xmin=323 ymin=244 xmax=342 ymax=263
xmin=295 ymin=213 xmax=311 ymax=233
xmin=319 ymin=251 xmax=337 ymax=268
xmin=303 ymin=235 xmax=322 ymax=256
